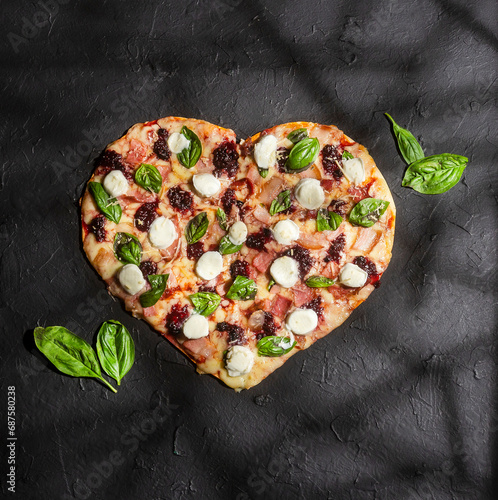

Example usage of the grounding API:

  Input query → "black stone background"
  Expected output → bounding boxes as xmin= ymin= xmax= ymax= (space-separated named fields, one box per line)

xmin=1 ymin=0 xmax=497 ymax=499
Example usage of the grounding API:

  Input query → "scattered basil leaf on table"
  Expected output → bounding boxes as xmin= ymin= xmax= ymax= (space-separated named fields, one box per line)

xmin=88 ymin=182 xmax=122 ymax=224
xmin=34 ymin=326 xmax=117 ymax=393
xmin=185 ymin=212 xmax=208 ymax=244
xmin=219 ymin=235 xmax=243 ymax=255
xmin=96 ymin=320 xmax=135 ymax=386
xmin=305 ymin=276 xmax=335 ymax=288
xmin=349 ymin=198 xmax=390 ymax=227
xmin=342 ymin=151 xmax=354 ymax=161
xmin=177 ymin=126 xmax=202 ymax=168
xmin=226 ymin=276 xmax=257 ymax=300
xmin=134 ymin=163 xmax=162 ymax=193
xmin=258 ymin=168 xmax=269 ymax=178
xmin=287 ymin=128 xmax=309 ymax=144
xmin=316 ymin=209 xmax=343 ymax=232
xmin=385 ymin=113 xmax=425 ymax=164
xmin=189 ymin=292 xmax=221 ymax=316
xmin=113 ymin=232 xmax=142 ymax=266
xmin=140 ymin=274 xmax=169 ymax=308
xmin=216 ymin=208 xmax=228 ymax=231
xmin=257 ymin=336 xmax=296 ymax=357
xmin=286 ymin=137 xmax=320 ymax=173
xmin=269 ymin=190 xmax=291 ymax=216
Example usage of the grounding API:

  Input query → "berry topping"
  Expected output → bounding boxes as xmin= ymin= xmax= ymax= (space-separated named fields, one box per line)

xmin=90 ymin=215 xmax=106 ymax=242
xmin=324 ymin=233 xmax=346 ymax=263
xmin=230 ymin=260 xmax=250 ymax=279
xmin=153 ymin=128 xmax=171 ymax=161
xmin=167 ymin=186 xmax=193 ymax=212
xmin=139 ymin=260 xmax=157 ymax=278
xmin=321 ymin=145 xmax=344 ymax=180
xmin=213 ymin=141 xmax=239 ymax=178
xmin=260 ymin=312 xmax=278 ymax=340
xmin=246 ymin=228 xmax=273 ymax=251
xmin=329 ymin=199 xmax=348 ymax=217
xmin=303 ymin=296 xmax=323 ymax=318
xmin=353 ymin=256 xmax=381 ymax=288
xmin=281 ymin=245 xmax=313 ymax=277
xmin=134 ymin=202 xmax=158 ymax=232
xmin=276 ymin=147 xmax=290 ymax=173
xmin=94 ymin=149 xmax=132 ymax=179
xmin=165 ymin=303 xmax=190 ymax=336
xmin=187 ymin=242 xmax=204 ymax=260
xmin=221 ymin=188 xmax=244 ymax=215
xmin=217 ymin=322 xmax=246 ymax=345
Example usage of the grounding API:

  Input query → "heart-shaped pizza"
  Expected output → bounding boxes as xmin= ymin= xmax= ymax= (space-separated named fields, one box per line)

xmin=80 ymin=117 xmax=395 ymax=390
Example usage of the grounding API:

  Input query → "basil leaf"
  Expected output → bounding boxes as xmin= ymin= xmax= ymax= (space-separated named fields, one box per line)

xmin=226 ymin=275 xmax=257 ymax=301
xmin=140 ymin=274 xmax=169 ymax=308
xmin=134 ymin=163 xmax=162 ymax=193
xmin=342 ymin=151 xmax=354 ymax=161
xmin=88 ymin=182 xmax=122 ymax=224
xmin=385 ymin=113 xmax=424 ymax=164
xmin=287 ymin=128 xmax=309 ymax=144
xmin=316 ymin=209 xmax=343 ymax=232
xmin=189 ymin=291 xmax=221 ymax=316
xmin=177 ymin=126 xmax=202 ymax=168
xmin=113 ymin=232 xmax=142 ymax=266
xmin=402 ymin=153 xmax=468 ymax=194
xmin=185 ymin=212 xmax=208 ymax=244
xmin=96 ymin=320 xmax=135 ymax=385
xmin=285 ymin=137 xmax=320 ymax=173
xmin=306 ymin=276 xmax=335 ymax=288
xmin=348 ymin=198 xmax=390 ymax=227
xmin=219 ymin=235 xmax=243 ymax=255
xmin=216 ymin=208 xmax=228 ymax=231
xmin=257 ymin=336 xmax=296 ymax=357
xmin=269 ymin=190 xmax=291 ymax=216
xmin=34 ymin=326 xmax=116 ymax=393
xmin=258 ymin=168 xmax=269 ymax=178
xmin=267 ymin=278 xmax=276 ymax=291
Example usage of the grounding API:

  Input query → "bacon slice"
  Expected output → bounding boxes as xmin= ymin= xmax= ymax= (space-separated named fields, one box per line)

xmin=253 ymin=205 xmax=271 ymax=224
xmin=258 ymin=177 xmax=284 ymax=204
xmin=252 ymin=252 xmax=274 ymax=273
xmin=293 ymin=286 xmax=313 ymax=307
xmin=271 ymin=294 xmax=292 ymax=319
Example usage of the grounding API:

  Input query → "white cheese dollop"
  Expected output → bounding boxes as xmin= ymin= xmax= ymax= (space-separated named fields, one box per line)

xmin=225 ymin=346 xmax=254 ymax=377
xmin=168 ymin=132 xmax=190 ymax=154
xmin=196 ymin=251 xmax=223 ymax=280
xmin=339 ymin=262 xmax=368 ymax=288
xmin=148 ymin=216 xmax=177 ymax=249
xmin=270 ymin=256 xmax=299 ymax=288
xmin=228 ymin=221 xmax=248 ymax=246
xmin=342 ymin=157 xmax=365 ymax=185
xmin=183 ymin=314 xmax=209 ymax=339
xmin=254 ymin=135 xmax=277 ymax=170
xmin=294 ymin=178 xmax=325 ymax=209
xmin=272 ymin=220 xmax=300 ymax=245
xmin=193 ymin=173 xmax=221 ymax=198
xmin=118 ymin=264 xmax=146 ymax=295
xmin=103 ymin=170 xmax=129 ymax=198
xmin=286 ymin=308 xmax=318 ymax=335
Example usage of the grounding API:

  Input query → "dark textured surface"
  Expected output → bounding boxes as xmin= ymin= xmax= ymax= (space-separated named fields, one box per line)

xmin=1 ymin=1 xmax=497 ymax=499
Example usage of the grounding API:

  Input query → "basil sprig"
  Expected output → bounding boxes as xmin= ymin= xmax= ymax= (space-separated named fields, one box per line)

xmin=285 ymin=137 xmax=320 ymax=173
xmin=267 ymin=278 xmax=276 ymax=291
xmin=216 ymin=208 xmax=228 ymax=231
xmin=185 ymin=212 xmax=208 ymax=244
xmin=96 ymin=320 xmax=135 ymax=386
xmin=257 ymin=336 xmax=296 ymax=357
xmin=189 ymin=291 xmax=221 ymax=316
xmin=349 ymin=198 xmax=389 ymax=227
xmin=317 ymin=209 xmax=343 ymax=232
xmin=226 ymin=276 xmax=257 ymax=301
xmin=177 ymin=126 xmax=202 ymax=168
xmin=219 ymin=235 xmax=243 ymax=255
xmin=113 ymin=232 xmax=142 ymax=266
xmin=287 ymin=128 xmax=309 ymax=144
xmin=306 ymin=276 xmax=335 ymax=288
xmin=34 ymin=326 xmax=117 ymax=393
xmin=140 ymin=274 xmax=169 ymax=308
xmin=258 ymin=168 xmax=269 ymax=178
xmin=402 ymin=154 xmax=468 ymax=194
xmin=134 ymin=163 xmax=162 ymax=193
xmin=342 ymin=151 xmax=354 ymax=161
xmin=385 ymin=113 xmax=424 ymax=164
xmin=88 ymin=182 xmax=122 ymax=224
xmin=269 ymin=190 xmax=291 ymax=216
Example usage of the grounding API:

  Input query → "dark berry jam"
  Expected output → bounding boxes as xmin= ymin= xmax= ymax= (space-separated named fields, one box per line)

xmin=230 ymin=260 xmax=250 ymax=279
xmin=321 ymin=145 xmax=344 ymax=180
xmin=167 ymin=186 xmax=193 ymax=212
xmin=353 ymin=256 xmax=381 ymax=288
xmin=134 ymin=202 xmax=158 ymax=232
xmin=324 ymin=233 xmax=346 ymax=263
xmin=277 ymin=147 xmax=290 ymax=173
xmin=213 ymin=141 xmax=239 ymax=178
xmin=90 ymin=215 xmax=106 ymax=242
xmin=258 ymin=312 xmax=278 ymax=340
xmin=217 ymin=322 xmax=245 ymax=345
xmin=220 ymin=188 xmax=244 ymax=215
xmin=303 ymin=296 xmax=323 ymax=318
xmin=187 ymin=242 xmax=204 ymax=260
xmin=166 ymin=304 xmax=189 ymax=336
xmin=139 ymin=260 xmax=157 ymax=278
xmin=199 ymin=285 xmax=217 ymax=293
xmin=246 ymin=228 xmax=273 ymax=251
xmin=94 ymin=149 xmax=132 ymax=179
xmin=281 ymin=245 xmax=313 ymax=277
xmin=329 ymin=199 xmax=347 ymax=217
xmin=153 ymin=128 xmax=171 ymax=161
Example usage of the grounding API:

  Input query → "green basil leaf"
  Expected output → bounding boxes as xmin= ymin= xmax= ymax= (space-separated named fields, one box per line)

xmin=185 ymin=212 xmax=209 ymax=244
xmin=177 ymin=126 xmax=202 ymax=168
xmin=216 ymin=208 xmax=228 ymax=231
xmin=285 ymin=137 xmax=320 ymax=173
xmin=189 ymin=292 xmax=221 ymax=316
xmin=269 ymin=190 xmax=291 ymax=216
xmin=342 ymin=151 xmax=354 ymax=161
xmin=219 ymin=235 xmax=243 ymax=255
xmin=134 ymin=163 xmax=162 ymax=193
xmin=316 ymin=209 xmax=343 ymax=232
xmin=88 ymin=182 xmax=122 ymax=224
xmin=113 ymin=232 xmax=142 ymax=266
xmin=258 ymin=168 xmax=269 ymax=178
xmin=267 ymin=278 xmax=276 ymax=291
xmin=226 ymin=275 xmax=257 ymax=301
xmin=305 ymin=276 xmax=335 ymax=288
xmin=287 ymin=128 xmax=309 ymax=144
xmin=34 ymin=326 xmax=117 ymax=393
xmin=140 ymin=274 xmax=169 ymax=308
xmin=348 ymin=198 xmax=390 ymax=227
xmin=257 ymin=336 xmax=296 ymax=357
xmin=96 ymin=320 xmax=135 ymax=385
xmin=402 ymin=153 xmax=469 ymax=194
xmin=385 ymin=113 xmax=424 ymax=164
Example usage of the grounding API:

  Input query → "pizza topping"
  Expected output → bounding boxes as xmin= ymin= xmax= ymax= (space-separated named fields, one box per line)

xmin=316 ymin=209 xmax=343 ymax=232
xmin=95 ymin=149 xmax=130 ymax=178
xmin=183 ymin=314 xmax=209 ymax=339
xmin=285 ymin=308 xmax=318 ymax=335
xmin=192 ymin=173 xmax=221 ymax=198
xmin=103 ymin=170 xmax=129 ymax=198
xmin=118 ymin=264 xmax=146 ymax=295
xmin=254 ymin=134 xmax=277 ymax=171
xmin=305 ymin=276 xmax=335 ymax=287
xmin=88 ymin=182 xmax=122 ymax=224
xmin=134 ymin=164 xmax=162 ymax=193
xmin=196 ymin=251 xmax=223 ymax=280
xmin=269 ymin=190 xmax=292 ymax=216
xmin=272 ymin=220 xmax=299 ymax=245
xmin=114 ymin=232 xmax=142 ymax=266
xmin=176 ymin=127 xmax=203 ymax=168
xmin=167 ymin=186 xmax=193 ymax=212
xmin=213 ymin=141 xmax=239 ymax=178
xmin=303 ymin=296 xmax=324 ymax=318
xmin=270 ymin=256 xmax=299 ymax=288
xmin=185 ymin=212 xmax=208 ymax=244
xmin=287 ymin=128 xmax=309 ymax=144
xmin=219 ymin=235 xmax=242 ymax=255
xmin=246 ymin=227 xmax=273 ymax=251
xmin=216 ymin=208 xmax=229 ymax=230
xmin=329 ymin=199 xmax=348 ymax=217
xmin=221 ymin=188 xmax=242 ymax=215
xmin=342 ymin=157 xmax=365 ymax=185
xmin=189 ymin=292 xmax=221 ymax=316
xmin=139 ymin=260 xmax=158 ymax=278
xmin=294 ymin=178 xmax=324 ymax=209
xmin=348 ymin=198 xmax=389 ymax=227
xmin=353 ymin=256 xmax=381 ymax=287
xmin=140 ymin=274 xmax=169 ymax=307
xmin=257 ymin=335 xmax=296 ymax=357
xmin=134 ymin=202 xmax=158 ymax=232
xmin=217 ymin=321 xmax=245 ymax=345
xmin=226 ymin=276 xmax=257 ymax=300
xmin=167 ymin=131 xmax=190 ymax=154
xmin=321 ymin=145 xmax=344 ymax=179
xmin=225 ymin=346 xmax=254 ymax=377
xmin=153 ymin=128 xmax=171 ymax=161
xmin=187 ymin=242 xmax=204 ymax=260
xmin=324 ymin=233 xmax=346 ymax=263
xmin=89 ymin=215 xmax=106 ymax=242
xmin=281 ymin=245 xmax=313 ymax=277
xmin=339 ymin=262 xmax=368 ymax=288
xmin=286 ymin=137 xmax=320 ymax=173
xmin=230 ymin=260 xmax=250 ymax=279
xmin=166 ymin=303 xmax=190 ymax=336
xmin=148 ymin=216 xmax=177 ymax=249
xmin=228 ymin=221 xmax=248 ymax=246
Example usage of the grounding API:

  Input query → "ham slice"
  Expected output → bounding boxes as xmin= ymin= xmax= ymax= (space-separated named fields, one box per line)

xmin=183 ymin=337 xmax=215 ymax=360
xmin=143 ymin=305 xmax=156 ymax=317
xmin=321 ymin=179 xmax=335 ymax=191
xmin=126 ymin=139 xmax=148 ymax=164
xmin=293 ymin=286 xmax=313 ymax=307
xmin=246 ymin=165 xmax=261 ymax=185
xmin=271 ymin=294 xmax=292 ymax=319
xmin=195 ymin=159 xmax=214 ymax=173
xmin=353 ymin=228 xmax=380 ymax=252
xmin=253 ymin=205 xmax=271 ymax=224
xmin=253 ymin=252 xmax=274 ymax=273
xmin=259 ymin=177 xmax=284 ymax=204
